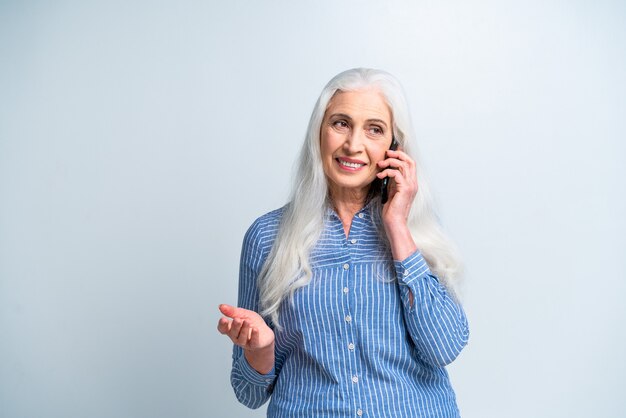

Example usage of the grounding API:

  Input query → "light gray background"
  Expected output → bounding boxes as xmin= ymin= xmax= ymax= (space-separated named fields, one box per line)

xmin=1 ymin=1 xmax=625 ymax=417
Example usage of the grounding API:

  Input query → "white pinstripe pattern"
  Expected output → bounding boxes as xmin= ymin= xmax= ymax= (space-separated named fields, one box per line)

xmin=230 ymin=205 xmax=469 ymax=417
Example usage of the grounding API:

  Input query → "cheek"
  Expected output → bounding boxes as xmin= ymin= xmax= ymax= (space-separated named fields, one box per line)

xmin=370 ymin=144 xmax=389 ymax=163
xmin=320 ymin=130 xmax=341 ymax=158
xmin=320 ymin=139 xmax=332 ymax=162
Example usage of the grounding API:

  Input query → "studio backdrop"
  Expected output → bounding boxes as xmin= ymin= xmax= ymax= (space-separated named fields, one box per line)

xmin=1 ymin=1 xmax=625 ymax=417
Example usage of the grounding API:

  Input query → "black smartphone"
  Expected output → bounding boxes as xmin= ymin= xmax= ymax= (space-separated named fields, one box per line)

xmin=380 ymin=136 xmax=399 ymax=204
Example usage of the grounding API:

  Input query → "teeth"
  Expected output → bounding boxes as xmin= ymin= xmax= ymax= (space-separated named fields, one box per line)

xmin=340 ymin=160 xmax=364 ymax=168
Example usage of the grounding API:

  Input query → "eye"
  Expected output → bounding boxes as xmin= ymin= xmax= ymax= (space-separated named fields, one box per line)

xmin=332 ymin=120 xmax=350 ymax=131
xmin=368 ymin=125 xmax=384 ymax=135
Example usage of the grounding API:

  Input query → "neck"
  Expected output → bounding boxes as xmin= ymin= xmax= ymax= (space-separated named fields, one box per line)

xmin=330 ymin=186 xmax=370 ymax=237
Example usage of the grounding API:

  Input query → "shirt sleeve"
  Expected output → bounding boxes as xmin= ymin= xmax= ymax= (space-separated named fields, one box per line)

xmin=229 ymin=218 xmax=278 ymax=409
xmin=394 ymin=250 xmax=470 ymax=367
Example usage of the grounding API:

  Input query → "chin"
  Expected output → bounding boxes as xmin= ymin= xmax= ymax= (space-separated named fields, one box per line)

xmin=329 ymin=175 xmax=377 ymax=196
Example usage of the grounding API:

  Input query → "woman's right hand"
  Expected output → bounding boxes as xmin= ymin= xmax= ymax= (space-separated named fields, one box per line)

xmin=217 ymin=304 xmax=275 ymax=374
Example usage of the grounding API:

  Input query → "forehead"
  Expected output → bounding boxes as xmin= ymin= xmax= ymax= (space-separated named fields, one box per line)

xmin=325 ymin=89 xmax=391 ymax=122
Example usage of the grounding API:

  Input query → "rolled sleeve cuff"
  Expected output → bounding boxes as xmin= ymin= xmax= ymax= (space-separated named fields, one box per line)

xmin=234 ymin=353 xmax=276 ymax=387
xmin=394 ymin=250 xmax=432 ymax=286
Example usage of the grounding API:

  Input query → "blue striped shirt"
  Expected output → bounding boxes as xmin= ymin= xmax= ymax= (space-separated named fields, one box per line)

xmin=230 ymin=204 xmax=469 ymax=417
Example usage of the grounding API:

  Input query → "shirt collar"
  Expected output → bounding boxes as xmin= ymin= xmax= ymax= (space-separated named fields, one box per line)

xmin=324 ymin=198 xmax=377 ymax=221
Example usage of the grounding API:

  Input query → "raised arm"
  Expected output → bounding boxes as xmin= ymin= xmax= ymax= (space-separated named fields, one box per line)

xmin=378 ymin=148 xmax=469 ymax=366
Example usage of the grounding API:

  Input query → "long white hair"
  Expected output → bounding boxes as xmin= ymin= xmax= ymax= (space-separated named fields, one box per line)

xmin=259 ymin=68 xmax=461 ymax=327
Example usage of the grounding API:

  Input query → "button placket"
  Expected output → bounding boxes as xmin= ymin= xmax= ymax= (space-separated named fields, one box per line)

xmin=341 ymin=255 xmax=361 ymax=398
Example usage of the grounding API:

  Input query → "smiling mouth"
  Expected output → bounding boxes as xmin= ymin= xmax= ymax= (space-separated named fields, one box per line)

xmin=337 ymin=159 xmax=366 ymax=169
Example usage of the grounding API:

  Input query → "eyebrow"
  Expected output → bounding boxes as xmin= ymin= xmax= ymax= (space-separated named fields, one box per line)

xmin=367 ymin=118 xmax=389 ymax=128
xmin=328 ymin=113 xmax=389 ymax=128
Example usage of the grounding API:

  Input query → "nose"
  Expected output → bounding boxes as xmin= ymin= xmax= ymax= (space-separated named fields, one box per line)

xmin=343 ymin=131 xmax=365 ymax=154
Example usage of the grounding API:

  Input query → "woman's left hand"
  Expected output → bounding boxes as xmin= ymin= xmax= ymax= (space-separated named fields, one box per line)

xmin=376 ymin=149 xmax=419 ymax=263
xmin=377 ymin=149 xmax=418 ymax=226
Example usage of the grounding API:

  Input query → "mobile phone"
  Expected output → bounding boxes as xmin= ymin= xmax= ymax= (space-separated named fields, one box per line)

xmin=380 ymin=136 xmax=399 ymax=204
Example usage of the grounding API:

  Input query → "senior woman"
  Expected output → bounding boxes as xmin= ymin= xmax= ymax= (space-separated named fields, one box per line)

xmin=217 ymin=68 xmax=469 ymax=417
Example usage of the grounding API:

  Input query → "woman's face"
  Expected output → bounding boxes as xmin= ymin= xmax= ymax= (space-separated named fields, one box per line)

xmin=320 ymin=89 xmax=393 ymax=200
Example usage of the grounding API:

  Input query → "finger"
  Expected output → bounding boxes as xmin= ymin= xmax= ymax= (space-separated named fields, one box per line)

xmin=230 ymin=318 xmax=244 ymax=340
xmin=219 ymin=304 xmax=249 ymax=320
xmin=386 ymin=149 xmax=413 ymax=163
xmin=250 ymin=327 xmax=260 ymax=348
xmin=377 ymin=157 xmax=409 ymax=171
xmin=377 ymin=168 xmax=405 ymax=182
xmin=236 ymin=320 xmax=253 ymax=346
xmin=217 ymin=317 xmax=232 ymax=335
xmin=386 ymin=150 xmax=416 ymax=171
xmin=378 ymin=157 xmax=416 ymax=188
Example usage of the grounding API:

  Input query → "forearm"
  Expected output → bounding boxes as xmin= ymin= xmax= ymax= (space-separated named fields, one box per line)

xmin=405 ymin=276 xmax=469 ymax=366
xmin=231 ymin=344 xmax=276 ymax=409
xmin=395 ymin=251 xmax=469 ymax=366
xmin=384 ymin=218 xmax=417 ymax=262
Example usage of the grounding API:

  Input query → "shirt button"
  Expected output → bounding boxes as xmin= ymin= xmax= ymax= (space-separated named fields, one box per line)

xmin=352 ymin=375 xmax=359 ymax=383
xmin=343 ymin=287 xmax=349 ymax=294
xmin=345 ymin=315 xmax=352 ymax=323
xmin=350 ymin=238 xmax=357 ymax=244
xmin=348 ymin=342 xmax=355 ymax=350
xmin=403 ymin=270 xmax=409 ymax=276
xmin=357 ymin=409 xmax=363 ymax=416
xmin=343 ymin=263 xmax=349 ymax=270
xmin=358 ymin=213 xmax=364 ymax=219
